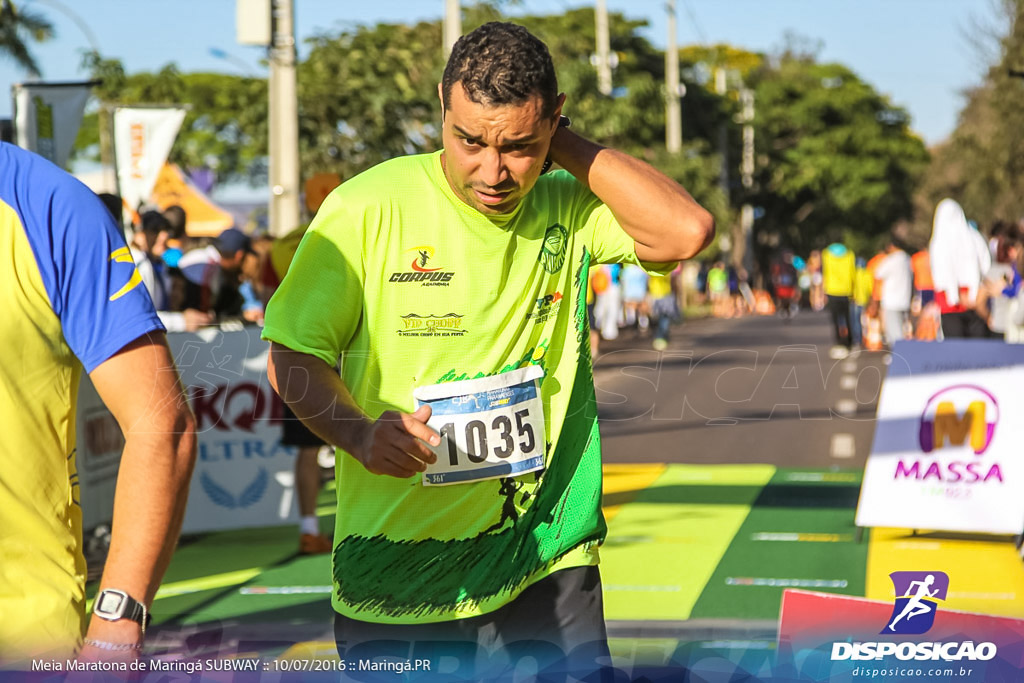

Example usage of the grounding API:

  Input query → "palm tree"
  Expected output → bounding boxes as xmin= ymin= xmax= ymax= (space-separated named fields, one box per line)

xmin=0 ymin=0 xmax=55 ymax=78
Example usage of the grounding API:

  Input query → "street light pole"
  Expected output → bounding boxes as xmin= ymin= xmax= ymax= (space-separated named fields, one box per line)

xmin=268 ymin=0 xmax=300 ymax=238
xmin=594 ymin=0 xmax=612 ymax=96
xmin=665 ymin=0 xmax=681 ymax=153
xmin=444 ymin=0 xmax=461 ymax=56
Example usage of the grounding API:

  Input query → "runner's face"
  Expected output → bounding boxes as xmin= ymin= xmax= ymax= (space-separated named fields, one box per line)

xmin=439 ymin=81 xmax=560 ymax=215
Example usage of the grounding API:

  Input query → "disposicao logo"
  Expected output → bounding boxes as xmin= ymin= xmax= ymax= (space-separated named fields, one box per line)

xmin=830 ymin=570 xmax=997 ymax=663
xmin=918 ymin=385 xmax=998 ymax=455
xmin=883 ymin=571 xmax=948 ymax=635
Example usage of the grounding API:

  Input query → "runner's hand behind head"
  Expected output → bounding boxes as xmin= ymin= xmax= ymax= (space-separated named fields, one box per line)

xmin=355 ymin=405 xmax=440 ymax=478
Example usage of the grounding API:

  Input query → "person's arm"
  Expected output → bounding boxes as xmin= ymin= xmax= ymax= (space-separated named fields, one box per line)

xmin=548 ymin=126 xmax=714 ymax=263
xmin=267 ymin=343 xmax=439 ymax=478
xmin=78 ymin=332 xmax=196 ymax=658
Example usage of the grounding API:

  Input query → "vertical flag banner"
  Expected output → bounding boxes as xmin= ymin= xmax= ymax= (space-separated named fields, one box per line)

xmin=856 ymin=340 xmax=1024 ymax=534
xmin=12 ymin=81 xmax=95 ymax=168
xmin=112 ymin=106 xmax=186 ymax=211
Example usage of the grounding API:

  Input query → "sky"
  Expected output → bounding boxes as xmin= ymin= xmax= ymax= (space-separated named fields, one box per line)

xmin=0 ymin=0 xmax=1002 ymax=149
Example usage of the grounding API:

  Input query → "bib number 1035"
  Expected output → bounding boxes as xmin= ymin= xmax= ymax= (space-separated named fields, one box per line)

xmin=438 ymin=408 xmax=536 ymax=465
xmin=413 ymin=365 xmax=546 ymax=486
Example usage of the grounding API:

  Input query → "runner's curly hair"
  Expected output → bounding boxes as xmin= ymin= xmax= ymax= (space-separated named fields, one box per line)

xmin=442 ymin=22 xmax=559 ymax=118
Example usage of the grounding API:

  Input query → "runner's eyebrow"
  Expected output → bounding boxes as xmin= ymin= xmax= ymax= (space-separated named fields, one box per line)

xmin=452 ymin=125 xmax=537 ymax=146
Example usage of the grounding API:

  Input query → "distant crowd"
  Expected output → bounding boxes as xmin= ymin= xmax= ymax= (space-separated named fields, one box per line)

xmin=582 ymin=196 xmax=1023 ymax=361
xmin=97 ymin=195 xmax=297 ymax=334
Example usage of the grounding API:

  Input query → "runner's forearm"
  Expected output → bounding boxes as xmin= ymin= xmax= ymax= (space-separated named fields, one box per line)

xmin=268 ymin=343 xmax=373 ymax=455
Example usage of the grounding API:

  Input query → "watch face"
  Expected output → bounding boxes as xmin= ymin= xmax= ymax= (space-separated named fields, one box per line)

xmin=97 ymin=591 xmax=126 ymax=616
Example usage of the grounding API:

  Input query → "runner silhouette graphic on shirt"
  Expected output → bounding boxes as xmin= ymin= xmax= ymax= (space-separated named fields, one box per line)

xmin=887 ymin=574 xmax=939 ymax=632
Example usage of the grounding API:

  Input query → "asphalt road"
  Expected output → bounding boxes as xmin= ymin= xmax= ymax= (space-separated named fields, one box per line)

xmin=594 ymin=310 xmax=888 ymax=468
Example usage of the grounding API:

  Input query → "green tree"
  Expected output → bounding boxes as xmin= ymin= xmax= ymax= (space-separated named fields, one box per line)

xmin=916 ymin=0 xmax=1024 ymax=235
xmin=749 ymin=57 xmax=929 ymax=256
xmin=0 ymin=0 xmax=53 ymax=77
xmin=77 ymin=52 xmax=268 ymax=184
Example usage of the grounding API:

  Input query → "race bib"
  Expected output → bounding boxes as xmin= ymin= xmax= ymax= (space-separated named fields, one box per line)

xmin=413 ymin=365 xmax=546 ymax=486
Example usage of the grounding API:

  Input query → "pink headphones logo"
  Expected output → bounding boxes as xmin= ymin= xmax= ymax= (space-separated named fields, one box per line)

xmin=919 ymin=385 xmax=998 ymax=455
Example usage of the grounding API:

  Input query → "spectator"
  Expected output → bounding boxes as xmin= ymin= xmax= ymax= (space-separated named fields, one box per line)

xmin=649 ymin=272 xmax=677 ymax=350
xmin=874 ymin=240 xmax=913 ymax=347
xmin=929 ymin=198 xmax=991 ymax=339
xmin=822 ymin=242 xmax=856 ymax=357
xmin=620 ymin=263 xmax=650 ymax=332
xmin=977 ymin=225 xmax=1022 ymax=338
xmin=852 ymin=257 xmax=874 ymax=346
xmin=178 ymin=227 xmax=260 ymax=322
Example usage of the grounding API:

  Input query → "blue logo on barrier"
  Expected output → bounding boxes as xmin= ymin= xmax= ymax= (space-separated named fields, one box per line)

xmin=200 ymin=468 xmax=268 ymax=509
xmin=883 ymin=571 xmax=949 ymax=634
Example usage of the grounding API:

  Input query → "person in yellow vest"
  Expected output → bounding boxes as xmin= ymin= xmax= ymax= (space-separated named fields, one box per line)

xmin=852 ymin=257 xmax=874 ymax=348
xmin=822 ymin=242 xmax=856 ymax=358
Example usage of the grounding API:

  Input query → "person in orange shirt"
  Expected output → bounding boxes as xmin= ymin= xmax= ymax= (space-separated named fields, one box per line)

xmin=911 ymin=248 xmax=934 ymax=307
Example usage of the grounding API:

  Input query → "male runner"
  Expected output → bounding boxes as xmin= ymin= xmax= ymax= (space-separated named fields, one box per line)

xmin=263 ymin=22 xmax=713 ymax=675
xmin=0 ymin=143 xmax=196 ymax=663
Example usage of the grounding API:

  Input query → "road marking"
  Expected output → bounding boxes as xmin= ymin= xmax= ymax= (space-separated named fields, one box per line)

xmin=751 ymin=532 xmax=851 ymax=543
xmin=726 ymin=577 xmax=848 ymax=588
xmin=785 ymin=471 xmax=858 ymax=483
xmin=834 ymin=399 xmax=858 ymax=415
xmin=155 ymin=568 xmax=263 ymax=598
xmin=701 ymin=641 xmax=774 ymax=650
xmin=240 ymin=586 xmax=332 ymax=595
xmin=840 ymin=375 xmax=858 ymax=390
xmin=830 ymin=433 xmax=856 ymax=459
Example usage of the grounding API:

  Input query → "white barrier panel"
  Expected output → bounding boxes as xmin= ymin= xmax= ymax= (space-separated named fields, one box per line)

xmin=855 ymin=340 xmax=1024 ymax=535
xmin=76 ymin=327 xmax=300 ymax=534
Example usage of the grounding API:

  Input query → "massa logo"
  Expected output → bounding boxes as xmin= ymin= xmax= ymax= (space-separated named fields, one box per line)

xmin=539 ymin=224 xmax=568 ymax=274
xmin=919 ymin=385 xmax=998 ymax=455
xmin=391 ymin=246 xmax=454 ymax=286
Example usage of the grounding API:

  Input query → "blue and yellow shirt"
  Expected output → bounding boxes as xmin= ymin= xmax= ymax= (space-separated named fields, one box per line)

xmin=0 ymin=143 xmax=163 ymax=660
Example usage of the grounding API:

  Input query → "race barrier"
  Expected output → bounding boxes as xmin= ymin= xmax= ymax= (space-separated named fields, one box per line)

xmin=856 ymin=340 xmax=1024 ymax=535
xmin=76 ymin=327 xmax=301 ymax=534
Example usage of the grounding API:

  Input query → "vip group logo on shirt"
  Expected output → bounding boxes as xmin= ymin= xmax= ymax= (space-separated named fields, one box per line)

xmin=882 ymin=571 xmax=949 ymax=635
xmin=390 ymin=246 xmax=454 ymax=286
xmin=398 ymin=313 xmax=468 ymax=337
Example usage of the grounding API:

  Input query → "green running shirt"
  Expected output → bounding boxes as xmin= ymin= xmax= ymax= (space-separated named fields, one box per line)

xmin=263 ymin=150 xmax=667 ymax=623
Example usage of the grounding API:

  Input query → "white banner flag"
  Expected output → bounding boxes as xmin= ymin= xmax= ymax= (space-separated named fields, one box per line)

xmin=113 ymin=106 xmax=186 ymax=210
xmin=13 ymin=81 xmax=94 ymax=168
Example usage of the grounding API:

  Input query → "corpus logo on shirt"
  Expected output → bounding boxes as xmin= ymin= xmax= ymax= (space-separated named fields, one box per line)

xmin=390 ymin=246 xmax=454 ymax=286
xmin=882 ymin=571 xmax=949 ymax=635
xmin=108 ymin=246 xmax=143 ymax=301
xmin=539 ymin=224 xmax=568 ymax=274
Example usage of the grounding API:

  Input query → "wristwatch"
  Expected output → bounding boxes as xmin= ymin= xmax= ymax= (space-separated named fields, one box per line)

xmin=540 ymin=115 xmax=572 ymax=175
xmin=93 ymin=589 xmax=151 ymax=634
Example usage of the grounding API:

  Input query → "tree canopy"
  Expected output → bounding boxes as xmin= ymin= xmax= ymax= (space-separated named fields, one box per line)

xmin=71 ymin=4 xmax=930 ymax=267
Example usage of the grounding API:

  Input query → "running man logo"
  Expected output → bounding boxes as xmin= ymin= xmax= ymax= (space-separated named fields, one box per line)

xmin=409 ymin=246 xmax=442 ymax=272
xmin=918 ymin=385 xmax=998 ymax=455
xmin=390 ymin=246 xmax=454 ymax=285
xmin=882 ymin=571 xmax=949 ymax=635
